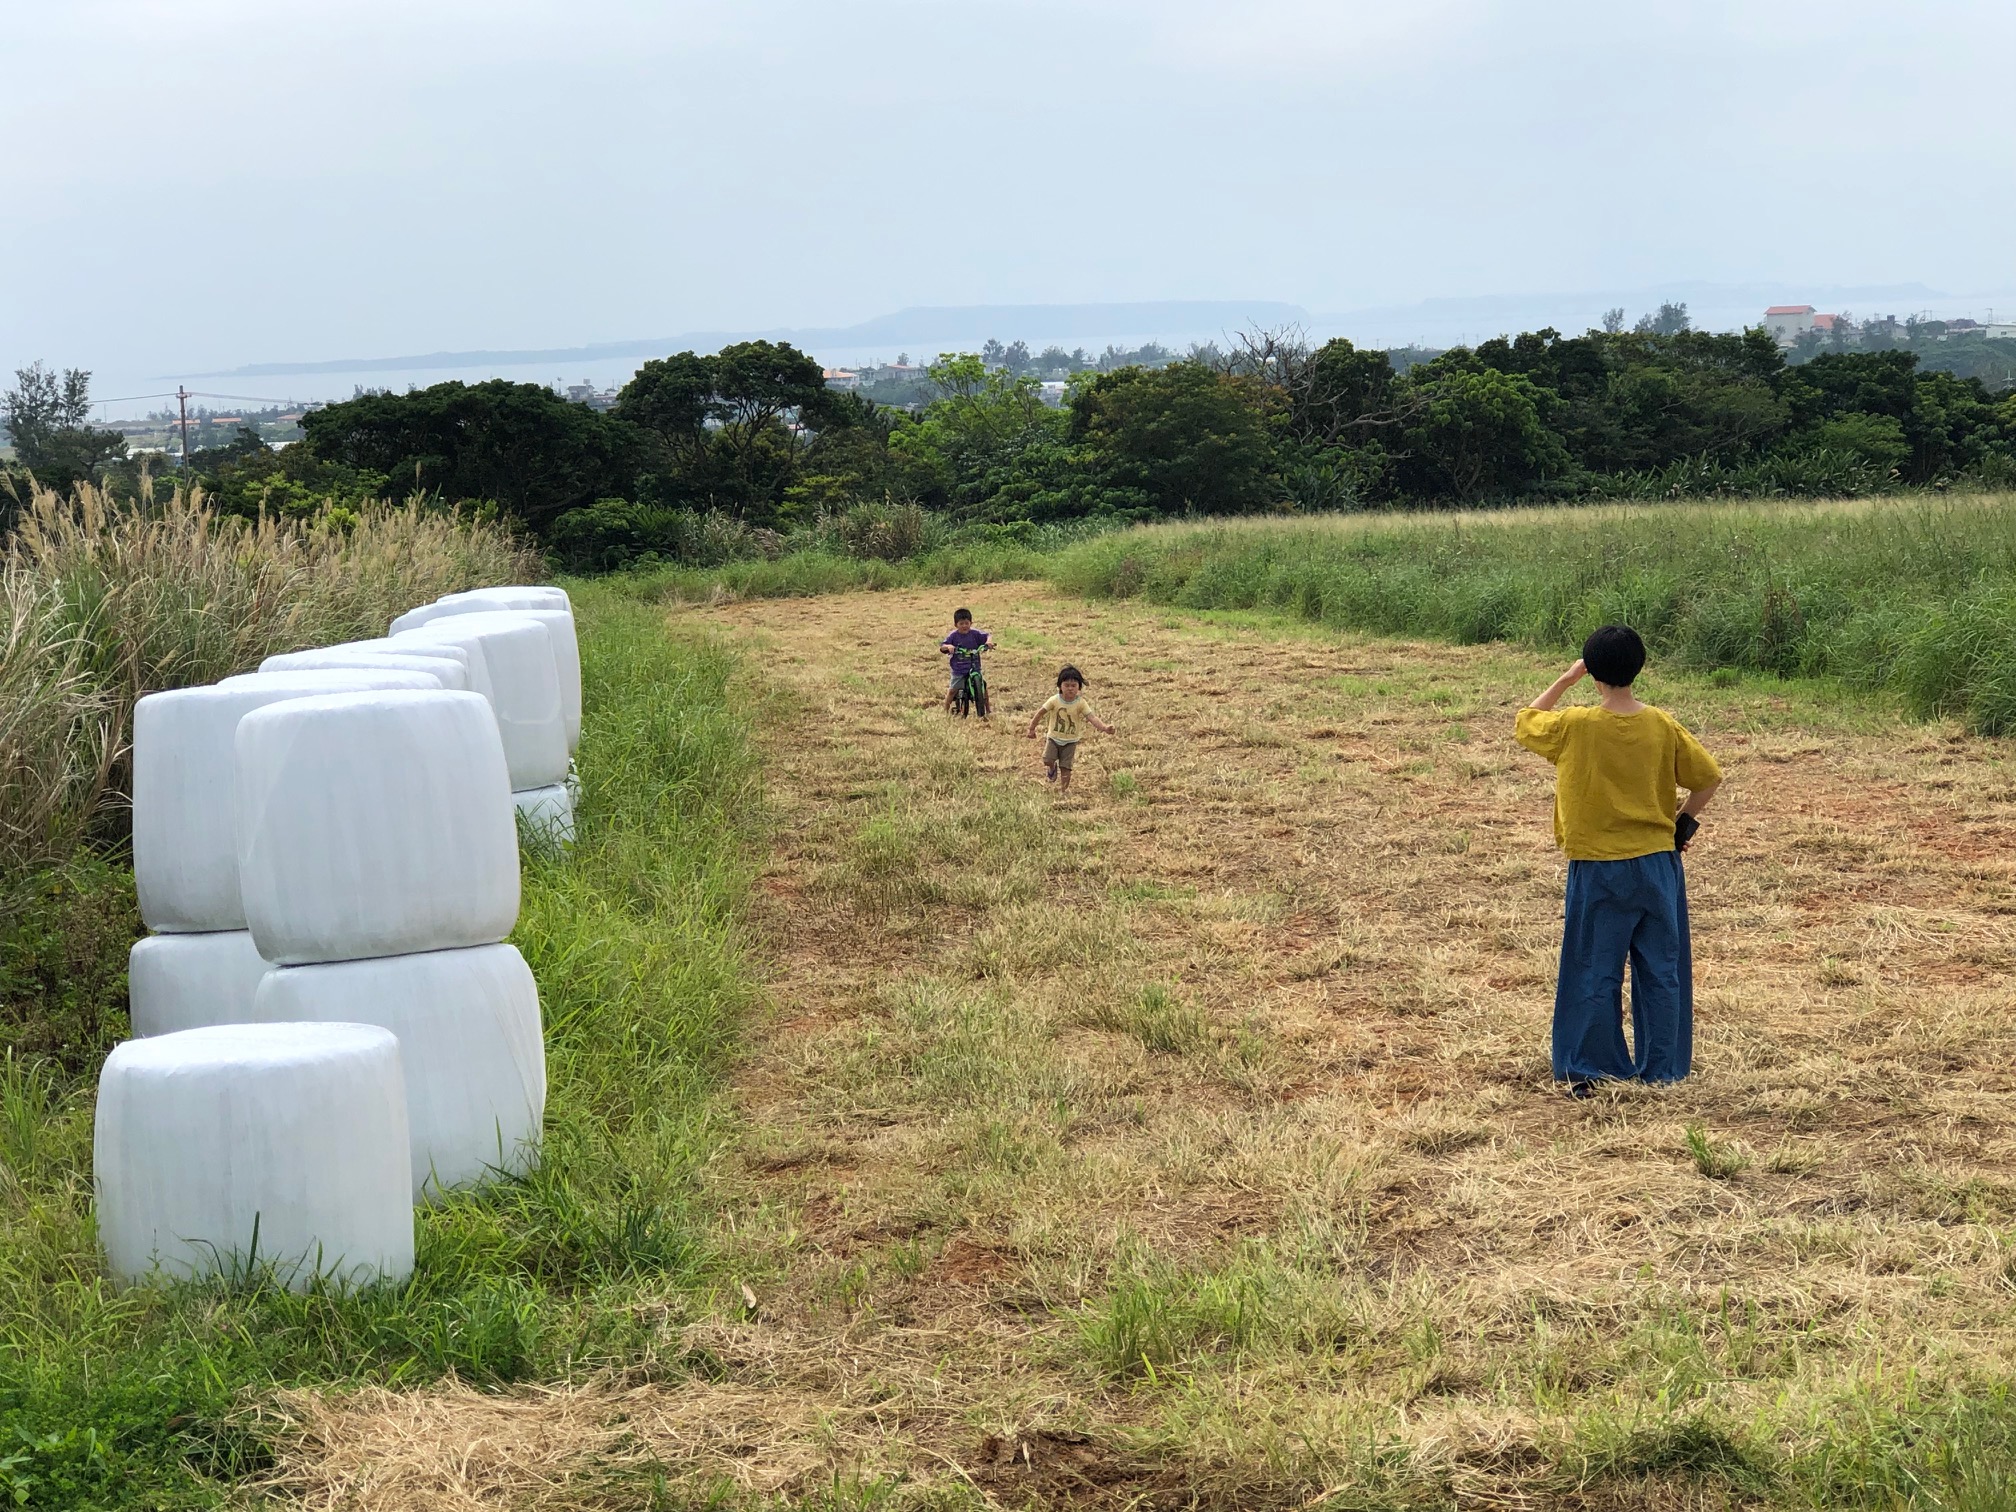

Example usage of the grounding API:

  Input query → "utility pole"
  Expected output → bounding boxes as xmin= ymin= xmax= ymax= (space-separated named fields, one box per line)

xmin=177 ymin=386 xmax=191 ymax=470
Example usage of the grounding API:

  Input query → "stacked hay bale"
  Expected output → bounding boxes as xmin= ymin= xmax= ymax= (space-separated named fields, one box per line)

xmin=95 ymin=585 xmax=573 ymax=1292
xmin=238 ymin=687 xmax=545 ymax=1202
xmin=127 ymin=669 xmax=444 ymax=1038
xmin=391 ymin=588 xmax=580 ymax=846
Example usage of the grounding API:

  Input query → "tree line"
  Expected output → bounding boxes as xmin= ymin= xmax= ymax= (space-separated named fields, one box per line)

xmin=8 ymin=322 xmax=2015 ymax=567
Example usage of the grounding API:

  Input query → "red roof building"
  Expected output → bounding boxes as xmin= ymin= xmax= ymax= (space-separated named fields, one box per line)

xmin=1763 ymin=304 xmax=1823 ymax=344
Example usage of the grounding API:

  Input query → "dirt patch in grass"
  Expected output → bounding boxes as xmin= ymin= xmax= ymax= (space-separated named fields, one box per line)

xmin=274 ymin=584 xmax=2016 ymax=1508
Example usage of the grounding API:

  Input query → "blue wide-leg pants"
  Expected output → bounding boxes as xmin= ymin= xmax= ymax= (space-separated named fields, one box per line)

xmin=1552 ymin=850 xmax=1692 ymax=1084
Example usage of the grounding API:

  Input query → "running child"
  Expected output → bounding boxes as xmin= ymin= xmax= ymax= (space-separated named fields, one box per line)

xmin=1515 ymin=626 xmax=1722 ymax=1092
xmin=940 ymin=607 xmax=992 ymax=716
xmin=1025 ymin=664 xmax=1113 ymax=791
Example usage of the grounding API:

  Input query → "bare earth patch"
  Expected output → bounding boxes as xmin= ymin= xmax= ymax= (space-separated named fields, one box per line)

xmin=273 ymin=585 xmax=2016 ymax=1509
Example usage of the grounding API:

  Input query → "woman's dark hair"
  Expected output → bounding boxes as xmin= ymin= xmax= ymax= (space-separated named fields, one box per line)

xmin=953 ymin=607 xmax=972 ymax=623
xmin=1057 ymin=664 xmax=1086 ymax=689
xmin=1582 ymin=625 xmax=1646 ymax=687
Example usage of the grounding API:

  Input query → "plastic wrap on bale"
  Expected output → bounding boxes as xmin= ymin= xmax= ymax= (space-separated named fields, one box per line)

xmin=220 ymin=668 xmax=441 ymax=692
xmin=389 ymin=585 xmax=569 ymax=634
xmin=95 ymin=1022 xmax=414 ymax=1289
xmin=329 ymin=636 xmax=473 ymax=675
xmin=393 ymin=617 xmax=567 ymax=789
xmin=135 ymin=676 xmax=460 ymax=934
xmin=128 ymin=930 xmax=273 ymax=1037
xmin=235 ymin=690 xmax=519 ymax=965
xmin=512 ymin=782 xmax=575 ymax=848
xmin=255 ymin=944 xmax=545 ymax=1199
xmin=259 ymin=648 xmax=470 ymax=690
xmin=407 ymin=605 xmax=581 ymax=752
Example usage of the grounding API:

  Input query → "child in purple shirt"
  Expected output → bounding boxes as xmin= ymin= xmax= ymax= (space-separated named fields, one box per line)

xmin=940 ymin=607 xmax=992 ymax=717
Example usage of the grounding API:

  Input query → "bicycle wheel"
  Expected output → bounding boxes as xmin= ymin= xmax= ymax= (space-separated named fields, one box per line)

xmin=973 ymin=673 xmax=990 ymax=718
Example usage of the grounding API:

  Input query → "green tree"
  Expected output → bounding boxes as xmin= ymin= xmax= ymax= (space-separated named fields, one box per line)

xmin=613 ymin=351 xmax=714 ymax=460
xmin=2 ymin=362 xmax=127 ymax=494
xmin=1801 ymin=413 xmax=1909 ymax=472
xmin=1633 ymin=301 xmax=1691 ymax=336
xmin=889 ymin=354 xmax=1063 ymax=515
xmin=613 ymin=340 xmax=836 ymax=523
xmin=1778 ymin=350 xmax=2000 ymax=482
xmin=1471 ymin=327 xmax=1786 ymax=475
xmin=300 ymin=379 xmax=642 ymax=532
xmin=196 ymin=432 xmax=389 ymax=517
xmin=1399 ymin=368 xmax=1568 ymax=501
xmin=1288 ymin=337 xmax=1400 ymax=446
xmin=1069 ymin=362 xmax=1280 ymax=516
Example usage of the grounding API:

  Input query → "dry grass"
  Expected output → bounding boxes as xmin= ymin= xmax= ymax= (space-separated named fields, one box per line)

xmin=270 ymin=585 xmax=2016 ymax=1508
xmin=0 ymin=479 xmax=539 ymax=878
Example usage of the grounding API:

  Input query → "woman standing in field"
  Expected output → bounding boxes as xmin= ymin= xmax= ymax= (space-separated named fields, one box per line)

xmin=1515 ymin=626 xmax=1722 ymax=1093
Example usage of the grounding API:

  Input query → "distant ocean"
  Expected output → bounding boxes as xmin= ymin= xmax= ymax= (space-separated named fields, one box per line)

xmin=77 ymin=284 xmax=2016 ymax=422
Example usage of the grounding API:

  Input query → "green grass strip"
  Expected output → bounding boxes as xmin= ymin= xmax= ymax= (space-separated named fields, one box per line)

xmin=1048 ymin=494 xmax=2016 ymax=733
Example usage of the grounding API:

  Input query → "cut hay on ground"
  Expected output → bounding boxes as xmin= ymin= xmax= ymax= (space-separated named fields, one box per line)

xmin=274 ymin=585 xmax=2016 ymax=1508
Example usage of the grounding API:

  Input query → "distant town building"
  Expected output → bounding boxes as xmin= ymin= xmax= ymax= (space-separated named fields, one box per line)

xmin=822 ymin=368 xmax=860 ymax=390
xmin=1763 ymin=305 xmax=1818 ymax=343
xmin=855 ymin=363 xmax=932 ymax=386
xmin=560 ymin=381 xmax=620 ymax=410
xmin=1985 ymin=323 xmax=2016 ymax=341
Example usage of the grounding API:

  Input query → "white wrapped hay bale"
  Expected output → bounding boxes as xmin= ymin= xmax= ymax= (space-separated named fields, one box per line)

xmin=220 ymin=668 xmax=441 ymax=692
xmin=390 ymin=585 xmax=569 ymax=634
xmin=254 ymin=943 xmax=545 ymax=1199
xmin=512 ymin=782 xmax=575 ymax=847
xmin=258 ymin=648 xmax=469 ymax=690
xmin=95 ymin=1022 xmax=413 ymax=1289
xmin=329 ymin=636 xmax=472 ymax=673
xmin=408 ymin=605 xmax=581 ymax=753
xmin=236 ymin=690 xmax=519 ymax=965
xmin=439 ymin=584 xmax=570 ymax=611
xmin=335 ymin=636 xmax=492 ymax=704
xmin=128 ymin=930 xmax=272 ymax=1037
xmin=394 ymin=616 xmax=567 ymax=788
xmin=135 ymin=676 xmax=449 ymax=934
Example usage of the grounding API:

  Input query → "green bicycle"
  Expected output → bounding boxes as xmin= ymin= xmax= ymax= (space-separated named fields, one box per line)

xmin=949 ymin=643 xmax=991 ymax=719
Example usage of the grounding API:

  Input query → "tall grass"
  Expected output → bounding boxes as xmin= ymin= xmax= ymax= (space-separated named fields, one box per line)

xmin=0 ymin=585 xmax=760 ymax=1508
xmin=0 ymin=481 xmax=539 ymax=879
xmin=1051 ymin=493 xmax=2016 ymax=731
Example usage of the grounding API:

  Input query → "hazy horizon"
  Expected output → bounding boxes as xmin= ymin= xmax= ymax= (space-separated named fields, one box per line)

xmin=8 ymin=0 xmax=2015 ymax=415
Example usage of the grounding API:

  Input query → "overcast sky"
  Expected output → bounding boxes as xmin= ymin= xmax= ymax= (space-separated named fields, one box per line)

xmin=6 ymin=0 xmax=2014 ymax=383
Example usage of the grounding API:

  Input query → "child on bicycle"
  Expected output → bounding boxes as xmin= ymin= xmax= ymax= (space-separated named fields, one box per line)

xmin=940 ymin=607 xmax=992 ymax=717
xmin=1025 ymin=664 xmax=1113 ymax=792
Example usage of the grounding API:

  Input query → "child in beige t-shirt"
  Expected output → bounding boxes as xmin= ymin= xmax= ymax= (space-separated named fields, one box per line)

xmin=1024 ymin=664 xmax=1114 ymax=792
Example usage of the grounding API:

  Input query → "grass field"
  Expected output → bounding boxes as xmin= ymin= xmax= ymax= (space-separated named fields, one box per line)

xmin=262 ymin=583 xmax=2016 ymax=1509
xmin=1052 ymin=494 xmax=2016 ymax=734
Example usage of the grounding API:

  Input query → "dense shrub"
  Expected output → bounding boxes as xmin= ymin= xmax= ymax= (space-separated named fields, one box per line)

xmin=0 ymin=856 xmax=137 ymax=1070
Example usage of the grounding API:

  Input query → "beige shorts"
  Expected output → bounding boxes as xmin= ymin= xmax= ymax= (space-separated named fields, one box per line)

xmin=1044 ymin=737 xmax=1078 ymax=769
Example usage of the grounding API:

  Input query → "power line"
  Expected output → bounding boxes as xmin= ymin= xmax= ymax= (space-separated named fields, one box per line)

xmin=91 ymin=389 xmax=320 ymax=408
xmin=186 ymin=391 xmax=320 ymax=404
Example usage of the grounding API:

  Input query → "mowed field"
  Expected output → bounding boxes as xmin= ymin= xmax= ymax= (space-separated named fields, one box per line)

xmin=285 ymin=583 xmax=2016 ymax=1509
